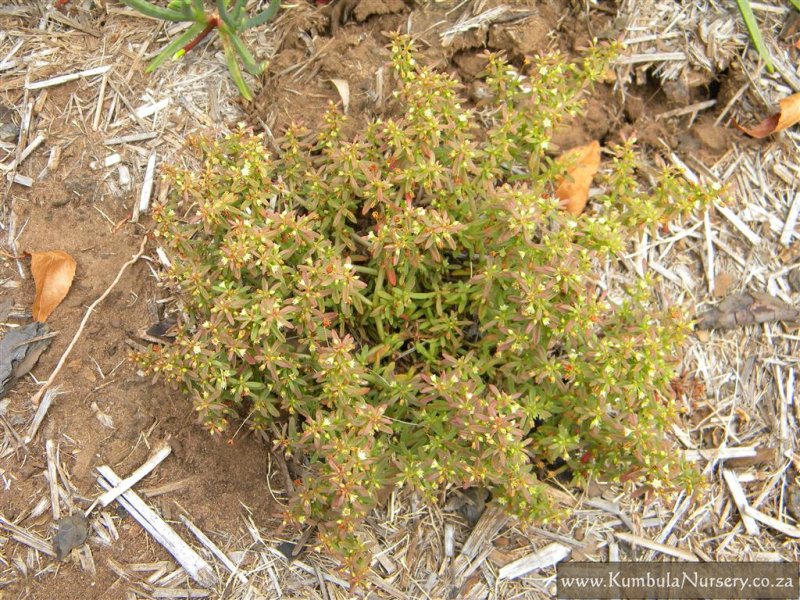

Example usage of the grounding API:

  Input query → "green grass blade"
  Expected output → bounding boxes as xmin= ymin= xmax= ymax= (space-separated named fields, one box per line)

xmin=229 ymin=34 xmax=264 ymax=75
xmin=222 ymin=36 xmax=253 ymax=101
xmin=119 ymin=0 xmax=188 ymax=22
xmin=790 ymin=0 xmax=800 ymax=11
xmin=735 ymin=0 xmax=774 ymax=72
xmin=242 ymin=0 xmax=280 ymax=30
xmin=145 ymin=22 xmax=207 ymax=73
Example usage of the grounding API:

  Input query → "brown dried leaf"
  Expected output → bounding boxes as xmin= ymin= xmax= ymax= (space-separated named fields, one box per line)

xmin=29 ymin=250 xmax=76 ymax=322
xmin=734 ymin=92 xmax=800 ymax=138
xmin=554 ymin=140 xmax=601 ymax=216
xmin=696 ymin=292 xmax=800 ymax=330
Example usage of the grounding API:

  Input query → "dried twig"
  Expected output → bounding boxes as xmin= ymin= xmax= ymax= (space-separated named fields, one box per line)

xmin=180 ymin=514 xmax=249 ymax=585
xmin=96 ymin=465 xmax=217 ymax=587
xmin=91 ymin=442 xmax=172 ymax=512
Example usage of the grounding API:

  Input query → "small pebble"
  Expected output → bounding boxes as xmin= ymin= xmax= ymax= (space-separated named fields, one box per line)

xmin=54 ymin=512 xmax=89 ymax=560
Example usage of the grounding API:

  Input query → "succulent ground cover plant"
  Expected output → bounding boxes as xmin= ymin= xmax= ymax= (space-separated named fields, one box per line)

xmin=140 ymin=37 xmax=718 ymax=575
xmin=120 ymin=0 xmax=280 ymax=100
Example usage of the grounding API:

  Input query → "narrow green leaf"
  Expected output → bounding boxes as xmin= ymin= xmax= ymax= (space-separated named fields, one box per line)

xmin=119 ymin=0 xmax=188 ymax=22
xmin=229 ymin=34 xmax=264 ymax=75
xmin=735 ymin=0 xmax=774 ymax=72
xmin=222 ymin=37 xmax=253 ymax=101
xmin=232 ymin=0 xmax=248 ymax=22
xmin=790 ymin=0 xmax=800 ymax=11
xmin=145 ymin=22 xmax=207 ymax=73
xmin=242 ymin=0 xmax=280 ymax=30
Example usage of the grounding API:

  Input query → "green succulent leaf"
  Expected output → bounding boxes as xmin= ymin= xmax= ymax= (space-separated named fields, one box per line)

xmin=216 ymin=0 xmax=237 ymax=30
xmin=232 ymin=0 xmax=248 ymax=22
xmin=119 ymin=0 xmax=188 ymax=22
xmin=229 ymin=34 xmax=264 ymax=75
xmin=222 ymin=36 xmax=253 ymax=101
xmin=145 ymin=21 xmax=207 ymax=73
xmin=166 ymin=0 xmax=193 ymax=17
xmin=241 ymin=0 xmax=280 ymax=30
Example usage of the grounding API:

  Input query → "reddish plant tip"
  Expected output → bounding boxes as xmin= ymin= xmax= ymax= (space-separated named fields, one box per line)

xmin=182 ymin=18 xmax=219 ymax=56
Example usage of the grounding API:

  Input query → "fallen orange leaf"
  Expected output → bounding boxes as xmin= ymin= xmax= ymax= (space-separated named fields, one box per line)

xmin=734 ymin=91 xmax=800 ymax=138
xmin=30 ymin=250 xmax=76 ymax=322
xmin=554 ymin=140 xmax=601 ymax=216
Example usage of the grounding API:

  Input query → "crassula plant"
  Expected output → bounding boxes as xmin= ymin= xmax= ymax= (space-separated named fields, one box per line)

xmin=140 ymin=37 xmax=716 ymax=575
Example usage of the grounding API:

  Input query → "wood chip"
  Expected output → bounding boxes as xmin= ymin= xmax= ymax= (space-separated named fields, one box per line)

xmin=497 ymin=542 xmax=571 ymax=581
xmin=25 ymin=388 xmax=64 ymax=443
xmin=683 ymin=446 xmax=759 ymax=462
xmin=38 ymin=145 xmax=61 ymax=180
xmin=90 ymin=153 xmax=121 ymax=170
xmin=655 ymin=99 xmax=717 ymax=120
xmin=95 ymin=442 xmax=172 ymax=509
xmin=716 ymin=205 xmax=762 ymax=246
xmin=453 ymin=503 xmax=508 ymax=580
xmin=743 ymin=505 xmax=800 ymax=537
xmin=26 ymin=65 xmax=111 ymax=90
xmin=133 ymin=151 xmax=156 ymax=222
xmin=140 ymin=477 xmax=195 ymax=498
xmin=96 ymin=465 xmax=216 ymax=587
xmin=134 ymin=98 xmax=170 ymax=120
xmin=444 ymin=523 xmax=456 ymax=558
xmin=614 ymin=531 xmax=699 ymax=561
xmin=10 ymin=173 xmax=33 ymax=187
xmin=722 ymin=468 xmax=761 ymax=535
xmin=615 ymin=51 xmax=687 ymax=65
xmin=119 ymin=164 xmax=132 ymax=191
xmin=104 ymin=131 xmax=157 ymax=145
xmin=46 ymin=439 xmax=61 ymax=520
xmin=780 ymin=191 xmax=800 ymax=246
xmin=0 ymin=133 xmax=44 ymax=172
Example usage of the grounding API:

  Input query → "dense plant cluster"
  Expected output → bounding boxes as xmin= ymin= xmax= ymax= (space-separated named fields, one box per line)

xmin=142 ymin=38 xmax=716 ymax=571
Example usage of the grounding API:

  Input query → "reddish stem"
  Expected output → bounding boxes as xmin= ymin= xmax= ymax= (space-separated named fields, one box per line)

xmin=182 ymin=16 xmax=219 ymax=56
